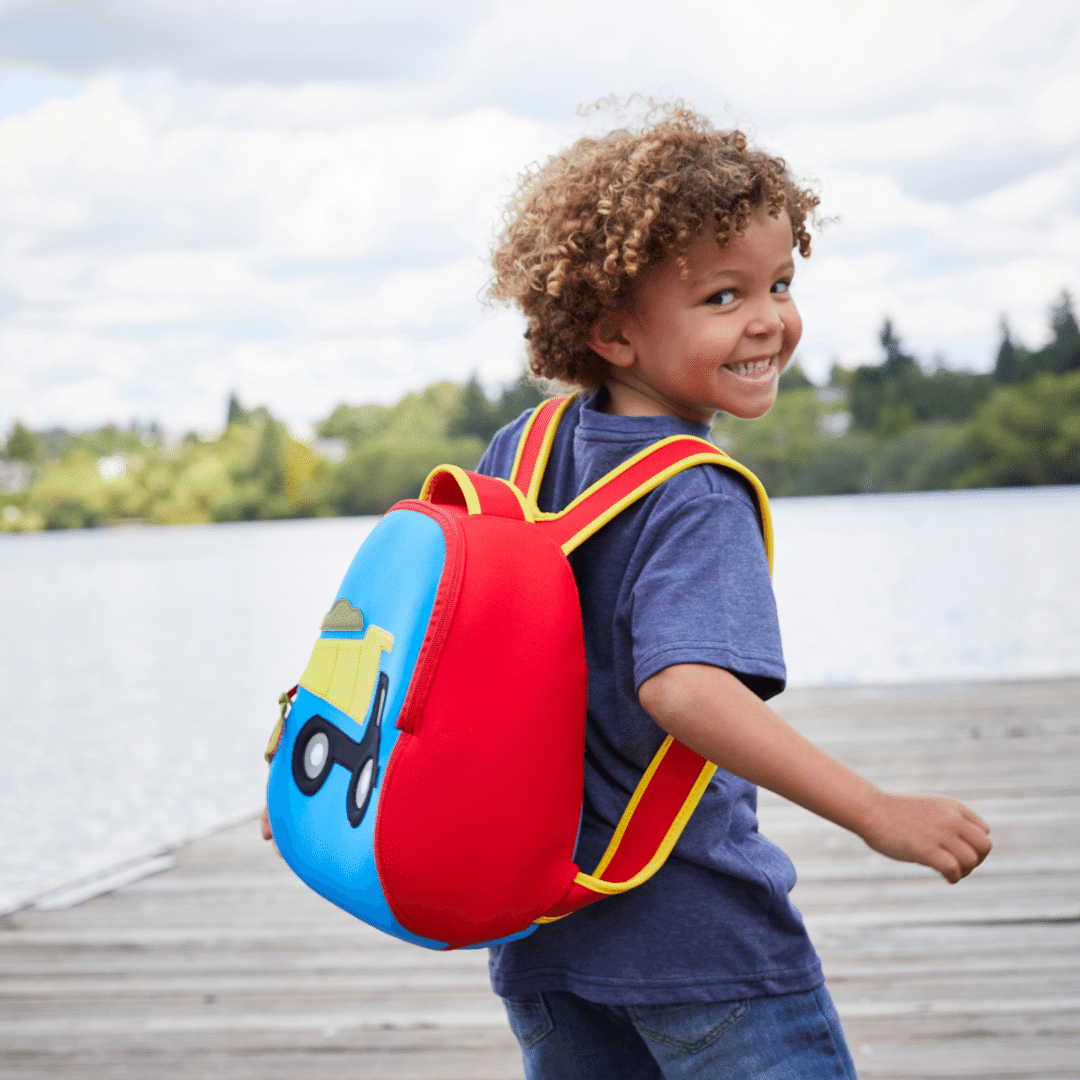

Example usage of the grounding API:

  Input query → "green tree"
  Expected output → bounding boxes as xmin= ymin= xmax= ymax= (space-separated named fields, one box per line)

xmin=1046 ymin=292 xmax=1080 ymax=374
xmin=226 ymin=392 xmax=247 ymax=426
xmin=446 ymin=373 xmax=546 ymax=440
xmin=318 ymin=402 xmax=389 ymax=445
xmin=5 ymin=422 xmax=43 ymax=463
xmin=907 ymin=368 xmax=993 ymax=422
xmin=447 ymin=376 xmax=499 ymax=441
xmin=993 ymin=319 xmax=1022 ymax=384
xmin=491 ymin=374 xmax=546 ymax=428
xmin=866 ymin=421 xmax=974 ymax=493
xmin=719 ymin=389 xmax=873 ymax=496
xmin=1014 ymin=293 xmax=1080 ymax=382
xmin=849 ymin=320 xmax=989 ymax=435
xmin=777 ymin=362 xmax=814 ymax=393
xmin=827 ymin=363 xmax=852 ymax=390
xmin=880 ymin=319 xmax=921 ymax=381
xmin=848 ymin=320 xmax=919 ymax=432
xmin=329 ymin=382 xmax=486 ymax=515
xmin=956 ymin=370 xmax=1080 ymax=487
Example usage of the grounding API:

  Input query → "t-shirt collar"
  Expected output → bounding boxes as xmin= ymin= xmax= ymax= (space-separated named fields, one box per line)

xmin=577 ymin=387 xmax=714 ymax=442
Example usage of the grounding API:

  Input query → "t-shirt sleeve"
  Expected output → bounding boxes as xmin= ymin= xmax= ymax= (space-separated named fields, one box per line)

xmin=629 ymin=486 xmax=786 ymax=700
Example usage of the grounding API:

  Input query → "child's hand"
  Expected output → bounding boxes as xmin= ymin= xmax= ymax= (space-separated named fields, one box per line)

xmin=640 ymin=665 xmax=993 ymax=885
xmin=857 ymin=793 xmax=991 ymax=884
xmin=260 ymin=802 xmax=274 ymax=841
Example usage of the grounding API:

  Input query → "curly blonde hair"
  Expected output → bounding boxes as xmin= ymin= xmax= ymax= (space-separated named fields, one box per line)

xmin=489 ymin=103 xmax=820 ymax=388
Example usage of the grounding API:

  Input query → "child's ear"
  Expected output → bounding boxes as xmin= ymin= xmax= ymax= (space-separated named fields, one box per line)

xmin=587 ymin=311 xmax=636 ymax=368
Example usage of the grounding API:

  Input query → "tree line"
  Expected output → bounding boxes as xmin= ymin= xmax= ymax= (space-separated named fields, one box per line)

xmin=724 ymin=292 xmax=1079 ymax=496
xmin=2 ymin=293 xmax=1078 ymax=532
xmin=0 ymin=377 xmax=544 ymax=532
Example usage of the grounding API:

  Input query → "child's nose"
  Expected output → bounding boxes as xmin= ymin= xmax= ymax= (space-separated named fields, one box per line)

xmin=745 ymin=302 xmax=784 ymax=337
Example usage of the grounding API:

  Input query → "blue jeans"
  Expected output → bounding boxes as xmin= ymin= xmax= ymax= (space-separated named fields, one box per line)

xmin=502 ymin=986 xmax=857 ymax=1079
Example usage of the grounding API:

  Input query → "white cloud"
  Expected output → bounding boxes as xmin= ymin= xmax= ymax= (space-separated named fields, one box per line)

xmin=1033 ymin=73 xmax=1080 ymax=143
xmin=0 ymin=0 xmax=1077 ymax=431
xmin=0 ymin=78 xmax=555 ymax=430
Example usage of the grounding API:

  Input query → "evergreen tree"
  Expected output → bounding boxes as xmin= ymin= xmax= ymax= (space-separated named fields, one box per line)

xmin=1047 ymin=292 xmax=1080 ymax=374
xmin=993 ymin=318 xmax=1021 ymax=384
xmin=248 ymin=420 xmax=286 ymax=493
xmin=446 ymin=373 xmax=546 ymax=441
xmin=447 ymin=376 xmax=498 ymax=441
xmin=5 ymin=422 xmax=43 ymax=463
xmin=879 ymin=319 xmax=920 ymax=380
xmin=492 ymin=374 xmax=546 ymax=428
xmin=227 ymin=392 xmax=247 ymax=426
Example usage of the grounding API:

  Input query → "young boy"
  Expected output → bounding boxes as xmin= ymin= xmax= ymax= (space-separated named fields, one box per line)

xmin=474 ymin=105 xmax=992 ymax=1079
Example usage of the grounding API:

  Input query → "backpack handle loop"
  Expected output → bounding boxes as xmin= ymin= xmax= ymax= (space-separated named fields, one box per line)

xmin=420 ymin=465 xmax=534 ymax=523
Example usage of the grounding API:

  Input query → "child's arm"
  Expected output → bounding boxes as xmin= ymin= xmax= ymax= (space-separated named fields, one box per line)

xmin=639 ymin=663 xmax=991 ymax=883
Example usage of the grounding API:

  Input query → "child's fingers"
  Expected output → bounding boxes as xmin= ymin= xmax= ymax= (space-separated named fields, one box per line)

xmin=958 ymin=817 xmax=993 ymax=861
xmin=934 ymin=828 xmax=991 ymax=883
xmin=959 ymin=804 xmax=991 ymax=834
xmin=930 ymin=850 xmax=964 ymax=884
xmin=928 ymin=842 xmax=977 ymax=884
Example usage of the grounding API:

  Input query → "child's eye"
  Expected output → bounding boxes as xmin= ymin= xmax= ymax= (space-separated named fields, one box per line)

xmin=706 ymin=289 xmax=736 ymax=306
xmin=771 ymin=279 xmax=791 ymax=295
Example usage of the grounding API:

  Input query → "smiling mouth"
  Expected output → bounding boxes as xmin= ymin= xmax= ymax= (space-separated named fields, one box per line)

xmin=725 ymin=357 xmax=777 ymax=378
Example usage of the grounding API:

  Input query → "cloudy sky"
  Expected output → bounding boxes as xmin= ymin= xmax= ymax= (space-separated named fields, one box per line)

xmin=1 ymin=0 xmax=1078 ymax=435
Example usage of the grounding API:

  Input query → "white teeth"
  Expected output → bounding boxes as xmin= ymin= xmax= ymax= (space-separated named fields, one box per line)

xmin=727 ymin=358 xmax=774 ymax=377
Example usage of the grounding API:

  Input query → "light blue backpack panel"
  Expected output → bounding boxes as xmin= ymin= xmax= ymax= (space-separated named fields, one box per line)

xmin=267 ymin=508 xmax=448 ymax=948
xmin=266 ymin=505 xmax=538 ymax=950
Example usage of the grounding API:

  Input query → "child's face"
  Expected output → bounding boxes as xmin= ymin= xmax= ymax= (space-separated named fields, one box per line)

xmin=594 ymin=209 xmax=802 ymax=424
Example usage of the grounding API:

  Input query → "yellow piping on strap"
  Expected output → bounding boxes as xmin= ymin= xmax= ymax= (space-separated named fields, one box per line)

xmin=533 ymin=739 xmax=717 ymax=923
xmin=495 ymin=476 xmax=536 ymax=522
xmin=510 ymin=393 xmax=579 ymax=504
xmin=419 ymin=464 xmax=482 ymax=515
xmin=533 ymin=435 xmax=774 ymax=574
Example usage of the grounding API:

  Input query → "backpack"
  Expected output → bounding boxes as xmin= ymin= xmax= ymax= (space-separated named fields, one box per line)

xmin=264 ymin=394 xmax=773 ymax=950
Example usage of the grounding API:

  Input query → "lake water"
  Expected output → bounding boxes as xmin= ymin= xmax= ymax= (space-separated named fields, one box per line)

xmin=2 ymin=485 xmax=1078 ymax=913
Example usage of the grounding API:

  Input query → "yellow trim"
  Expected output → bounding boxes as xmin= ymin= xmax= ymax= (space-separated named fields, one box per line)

xmin=509 ymin=394 xmax=579 ymax=504
xmin=508 ymin=401 xmax=547 ymax=488
xmin=556 ymin=450 xmax=724 ymax=555
xmin=576 ymin=758 xmax=717 ymax=896
xmin=722 ymin=460 xmax=774 ymax=571
xmin=419 ymin=467 xmax=440 ymax=502
xmin=537 ymin=435 xmax=772 ymax=574
xmin=592 ymin=735 xmax=674 ymax=878
xmin=533 ymin=748 xmax=717 ymax=923
xmin=551 ymin=435 xmax=716 ymax=520
xmin=496 ymin=477 xmax=536 ymax=522
xmin=419 ymin=465 xmax=482 ymax=515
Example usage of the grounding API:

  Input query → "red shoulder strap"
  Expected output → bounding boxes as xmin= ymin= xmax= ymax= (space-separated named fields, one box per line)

xmin=510 ymin=395 xmax=773 ymax=564
xmin=506 ymin=396 xmax=776 ymax=928
xmin=509 ymin=395 xmax=578 ymax=504
xmin=535 ymin=434 xmax=765 ymax=555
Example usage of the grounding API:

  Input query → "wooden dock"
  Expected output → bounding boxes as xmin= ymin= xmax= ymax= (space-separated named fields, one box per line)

xmin=2 ymin=677 xmax=1077 ymax=1079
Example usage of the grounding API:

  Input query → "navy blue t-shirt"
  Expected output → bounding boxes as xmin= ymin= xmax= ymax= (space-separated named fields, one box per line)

xmin=477 ymin=392 xmax=822 ymax=1005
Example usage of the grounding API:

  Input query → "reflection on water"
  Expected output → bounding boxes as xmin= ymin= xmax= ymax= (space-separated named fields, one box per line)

xmin=1 ymin=486 xmax=1078 ymax=912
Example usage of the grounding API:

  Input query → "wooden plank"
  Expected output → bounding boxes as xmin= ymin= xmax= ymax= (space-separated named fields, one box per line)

xmin=1 ymin=676 xmax=1077 ymax=1079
